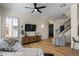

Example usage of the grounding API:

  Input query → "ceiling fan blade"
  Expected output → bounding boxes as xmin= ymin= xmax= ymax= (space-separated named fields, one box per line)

xmin=37 ymin=6 xmax=46 ymax=9
xmin=25 ymin=7 xmax=34 ymax=9
xmin=31 ymin=10 xmax=35 ymax=13
xmin=34 ymin=3 xmax=37 ymax=8
xmin=34 ymin=3 xmax=37 ymax=6
xmin=37 ymin=9 xmax=41 ymax=13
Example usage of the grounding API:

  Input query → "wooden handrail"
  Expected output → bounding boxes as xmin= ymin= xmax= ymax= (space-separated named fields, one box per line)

xmin=63 ymin=26 xmax=71 ymax=34
xmin=56 ymin=19 xmax=71 ymax=34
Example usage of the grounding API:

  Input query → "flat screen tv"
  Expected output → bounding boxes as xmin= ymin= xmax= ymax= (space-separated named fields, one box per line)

xmin=25 ymin=24 xmax=36 ymax=31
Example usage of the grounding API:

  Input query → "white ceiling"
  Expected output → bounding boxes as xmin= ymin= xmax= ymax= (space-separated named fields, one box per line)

xmin=0 ymin=3 xmax=72 ymax=19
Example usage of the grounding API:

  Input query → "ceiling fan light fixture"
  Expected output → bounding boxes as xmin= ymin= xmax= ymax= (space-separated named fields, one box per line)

xmin=35 ymin=9 xmax=37 ymax=11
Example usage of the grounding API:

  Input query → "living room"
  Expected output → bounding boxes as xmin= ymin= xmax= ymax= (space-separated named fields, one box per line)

xmin=0 ymin=3 xmax=79 ymax=56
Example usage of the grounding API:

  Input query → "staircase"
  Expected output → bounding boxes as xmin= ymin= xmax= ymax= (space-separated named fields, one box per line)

xmin=55 ymin=19 xmax=71 ymax=34
xmin=54 ymin=19 xmax=71 ymax=45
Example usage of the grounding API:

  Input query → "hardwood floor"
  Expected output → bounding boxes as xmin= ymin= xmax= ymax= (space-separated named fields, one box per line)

xmin=23 ymin=38 xmax=79 ymax=56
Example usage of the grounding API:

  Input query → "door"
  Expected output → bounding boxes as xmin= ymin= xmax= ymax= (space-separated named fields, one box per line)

xmin=49 ymin=24 xmax=54 ymax=37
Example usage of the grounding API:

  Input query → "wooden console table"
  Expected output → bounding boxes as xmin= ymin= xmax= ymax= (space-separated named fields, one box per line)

xmin=22 ymin=35 xmax=41 ymax=45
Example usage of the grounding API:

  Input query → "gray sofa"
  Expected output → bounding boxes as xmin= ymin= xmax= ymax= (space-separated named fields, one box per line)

xmin=0 ymin=38 xmax=43 ymax=56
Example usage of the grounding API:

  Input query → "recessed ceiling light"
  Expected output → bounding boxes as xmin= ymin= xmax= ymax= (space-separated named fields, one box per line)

xmin=60 ymin=4 xmax=66 ymax=7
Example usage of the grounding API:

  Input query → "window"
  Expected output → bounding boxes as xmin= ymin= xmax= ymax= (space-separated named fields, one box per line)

xmin=5 ymin=16 xmax=19 ymax=38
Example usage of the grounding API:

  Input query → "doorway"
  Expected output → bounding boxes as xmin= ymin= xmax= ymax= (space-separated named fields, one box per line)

xmin=49 ymin=24 xmax=54 ymax=37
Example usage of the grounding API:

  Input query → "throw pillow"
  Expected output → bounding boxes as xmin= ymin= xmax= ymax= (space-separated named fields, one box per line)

xmin=0 ymin=38 xmax=12 ymax=51
xmin=5 ymin=38 xmax=18 ymax=46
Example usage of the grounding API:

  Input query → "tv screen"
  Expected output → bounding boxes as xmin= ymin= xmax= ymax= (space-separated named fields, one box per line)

xmin=25 ymin=24 xmax=36 ymax=31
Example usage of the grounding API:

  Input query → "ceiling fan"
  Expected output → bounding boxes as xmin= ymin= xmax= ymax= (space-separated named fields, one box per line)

xmin=25 ymin=3 xmax=46 ymax=13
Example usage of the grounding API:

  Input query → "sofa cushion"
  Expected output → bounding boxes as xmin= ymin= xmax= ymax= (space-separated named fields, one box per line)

xmin=12 ymin=41 xmax=23 ymax=51
xmin=5 ymin=38 xmax=18 ymax=46
xmin=0 ymin=38 xmax=12 ymax=52
xmin=0 ymin=48 xmax=16 ymax=52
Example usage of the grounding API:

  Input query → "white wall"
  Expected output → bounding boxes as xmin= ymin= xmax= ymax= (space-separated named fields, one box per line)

xmin=71 ymin=4 xmax=79 ymax=49
xmin=64 ymin=29 xmax=71 ymax=42
xmin=74 ymin=5 xmax=79 ymax=50
xmin=65 ymin=10 xmax=71 ymax=18
xmin=0 ymin=8 xmax=49 ymax=40
xmin=0 ymin=14 xmax=1 ymax=37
